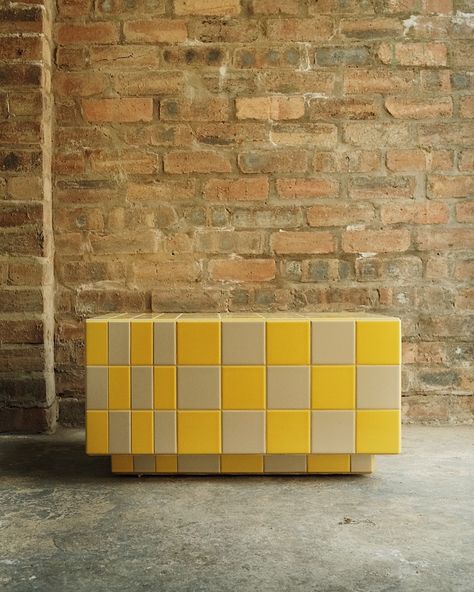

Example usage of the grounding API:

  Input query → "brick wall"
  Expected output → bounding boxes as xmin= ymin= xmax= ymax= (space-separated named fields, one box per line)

xmin=0 ymin=0 xmax=56 ymax=432
xmin=4 ymin=0 xmax=472 ymax=428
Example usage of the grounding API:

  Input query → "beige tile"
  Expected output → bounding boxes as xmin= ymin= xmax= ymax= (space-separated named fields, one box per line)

xmin=109 ymin=411 xmax=131 ymax=454
xmin=356 ymin=365 xmax=401 ymax=409
xmin=267 ymin=366 xmax=310 ymax=409
xmin=133 ymin=455 xmax=156 ymax=473
xmin=86 ymin=366 xmax=108 ymax=409
xmin=222 ymin=411 xmax=265 ymax=454
xmin=154 ymin=411 xmax=176 ymax=454
xmin=350 ymin=454 xmax=374 ymax=473
xmin=264 ymin=455 xmax=307 ymax=473
xmin=312 ymin=320 xmax=355 ymax=365
xmin=177 ymin=455 xmax=220 ymax=473
xmin=131 ymin=366 xmax=153 ymax=409
xmin=177 ymin=366 xmax=220 ymax=409
xmin=312 ymin=410 xmax=355 ymax=453
xmin=222 ymin=321 xmax=265 ymax=365
xmin=154 ymin=321 xmax=176 ymax=365
xmin=108 ymin=321 xmax=130 ymax=365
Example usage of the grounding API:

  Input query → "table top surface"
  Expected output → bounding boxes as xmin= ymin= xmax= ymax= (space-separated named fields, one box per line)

xmin=87 ymin=312 xmax=400 ymax=322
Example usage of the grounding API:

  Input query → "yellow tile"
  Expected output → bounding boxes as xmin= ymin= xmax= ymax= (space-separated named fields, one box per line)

xmin=307 ymin=454 xmax=350 ymax=473
xmin=131 ymin=321 xmax=153 ymax=365
xmin=86 ymin=321 xmax=108 ymax=365
xmin=312 ymin=365 xmax=355 ymax=409
xmin=108 ymin=366 xmax=130 ymax=410
xmin=155 ymin=455 xmax=178 ymax=473
xmin=111 ymin=455 xmax=134 ymax=473
xmin=266 ymin=321 xmax=310 ymax=365
xmin=266 ymin=410 xmax=310 ymax=453
xmin=131 ymin=411 xmax=154 ymax=454
xmin=177 ymin=411 xmax=221 ymax=454
xmin=356 ymin=320 xmax=401 ymax=365
xmin=221 ymin=454 xmax=264 ymax=473
xmin=222 ymin=366 xmax=265 ymax=410
xmin=177 ymin=321 xmax=220 ymax=365
xmin=86 ymin=410 xmax=108 ymax=455
xmin=356 ymin=410 xmax=401 ymax=454
xmin=153 ymin=366 xmax=176 ymax=409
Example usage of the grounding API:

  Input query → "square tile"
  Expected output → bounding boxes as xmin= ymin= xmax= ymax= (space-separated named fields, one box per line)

xmin=108 ymin=321 xmax=130 ymax=365
xmin=312 ymin=410 xmax=355 ymax=453
xmin=109 ymin=411 xmax=131 ymax=454
xmin=311 ymin=365 xmax=355 ymax=409
xmin=177 ymin=320 xmax=220 ymax=365
xmin=177 ymin=411 xmax=221 ymax=454
xmin=131 ymin=410 xmax=154 ymax=454
xmin=134 ymin=455 xmax=155 ymax=473
xmin=86 ymin=321 xmax=108 ymax=365
xmin=222 ymin=366 xmax=265 ymax=410
xmin=155 ymin=455 xmax=178 ymax=473
xmin=266 ymin=410 xmax=310 ymax=454
xmin=154 ymin=321 xmax=176 ymax=365
xmin=131 ymin=321 xmax=153 ymax=365
xmin=356 ymin=410 xmax=401 ymax=454
xmin=264 ymin=455 xmax=306 ymax=473
xmin=177 ymin=366 xmax=220 ymax=409
xmin=267 ymin=366 xmax=310 ymax=409
xmin=222 ymin=411 xmax=265 ymax=453
xmin=356 ymin=365 xmax=400 ymax=409
xmin=312 ymin=320 xmax=355 ymax=365
xmin=221 ymin=454 xmax=263 ymax=473
xmin=131 ymin=366 xmax=153 ymax=409
xmin=222 ymin=321 xmax=265 ymax=365
xmin=178 ymin=454 xmax=220 ymax=473
xmin=356 ymin=320 xmax=401 ymax=365
xmin=307 ymin=454 xmax=350 ymax=473
xmin=266 ymin=321 xmax=310 ymax=365
xmin=86 ymin=410 xmax=108 ymax=454
xmin=108 ymin=366 xmax=130 ymax=410
xmin=111 ymin=455 xmax=133 ymax=473
xmin=350 ymin=454 xmax=374 ymax=473
xmin=153 ymin=366 xmax=176 ymax=410
xmin=86 ymin=366 xmax=108 ymax=409
xmin=154 ymin=411 xmax=176 ymax=454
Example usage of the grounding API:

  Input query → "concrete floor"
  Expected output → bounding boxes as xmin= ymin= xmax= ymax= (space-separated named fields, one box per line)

xmin=0 ymin=426 xmax=473 ymax=592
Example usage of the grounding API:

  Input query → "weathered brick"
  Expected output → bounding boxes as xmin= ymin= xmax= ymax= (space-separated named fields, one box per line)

xmin=416 ymin=228 xmax=474 ymax=250
xmin=123 ymin=19 xmax=187 ymax=43
xmin=209 ymin=259 xmax=276 ymax=281
xmin=0 ymin=65 xmax=42 ymax=88
xmin=344 ymin=122 xmax=411 ymax=147
xmin=57 ymin=0 xmax=93 ymax=18
xmin=385 ymin=97 xmax=453 ymax=119
xmin=0 ymin=6 xmax=43 ymax=34
xmin=189 ymin=18 xmax=261 ymax=43
xmin=55 ymin=72 xmax=108 ymax=97
xmin=113 ymin=71 xmax=183 ymax=95
xmin=314 ymin=150 xmax=381 ymax=173
xmin=308 ymin=204 xmax=375 ymax=227
xmin=236 ymin=96 xmax=304 ymax=121
xmin=163 ymin=46 xmax=226 ymax=67
xmin=194 ymin=123 xmax=267 ymax=145
xmin=344 ymin=69 xmax=417 ymax=93
xmin=89 ymin=46 xmax=161 ymax=69
xmin=266 ymin=18 xmax=333 ymax=41
xmin=394 ymin=42 xmax=447 ymax=66
xmin=456 ymin=202 xmax=474 ymax=223
xmin=197 ymin=230 xmax=265 ymax=255
xmin=174 ymin=0 xmax=241 ymax=16
xmin=427 ymin=175 xmax=474 ymax=198
xmin=164 ymin=150 xmax=232 ymax=173
xmin=160 ymin=97 xmax=229 ymax=121
xmin=349 ymin=176 xmax=416 ymax=200
xmin=380 ymin=202 xmax=449 ymax=224
xmin=276 ymin=178 xmax=338 ymax=199
xmin=459 ymin=150 xmax=474 ymax=172
xmin=316 ymin=46 xmax=370 ymax=66
xmin=271 ymin=231 xmax=335 ymax=255
xmin=234 ymin=46 xmax=302 ymax=69
xmin=238 ymin=150 xmax=307 ymax=173
xmin=82 ymin=98 xmax=153 ymax=122
xmin=203 ymin=177 xmax=268 ymax=201
xmin=271 ymin=124 xmax=337 ymax=148
xmin=55 ymin=22 xmax=119 ymax=45
xmin=387 ymin=149 xmax=427 ymax=171
xmin=343 ymin=229 xmax=411 ymax=253
xmin=250 ymin=0 xmax=301 ymax=15
xmin=261 ymin=71 xmax=335 ymax=94
xmin=309 ymin=98 xmax=379 ymax=120
xmin=341 ymin=17 xmax=403 ymax=38
xmin=460 ymin=96 xmax=474 ymax=119
xmin=126 ymin=180 xmax=196 ymax=202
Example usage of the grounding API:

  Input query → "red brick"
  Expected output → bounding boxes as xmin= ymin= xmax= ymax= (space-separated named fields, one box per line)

xmin=427 ymin=175 xmax=474 ymax=198
xmin=459 ymin=150 xmax=474 ymax=172
xmin=385 ymin=97 xmax=453 ymax=119
xmin=236 ymin=96 xmax=304 ymax=121
xmin=0 ymin=35 xmax=44 ymax=61
xmin=456 ymin=202 xmax=474 ymax=223
xmin=387 ymin=149 xmax=427 ymax=171
xmin=395 ymin=42 xmax=447 ymax=66
xmin=126 ymin=180 xmax=196 ymax=202
xmin=209 ymin=259 xmax=276 ymax=281
xmin=194 ymin=123 xmax=267 ymax=145
xmin=90 ymin=46 xmax=161 ymax=69
xmin=113 ymin=71 xmax=183 ymax=96
xmin=198 ymin=230 xmax=265 ymax=255
xmin=460 ymin=96 xmax=474 ymax=119
xmin=174 ymin=0 xmax=241 ymax=15
xmin=55 ymin=72 xmax=108 ymax=97
xmin=344 ymin=69 xmax=417 ymax=93
xmin=341 ymin=17 xmax=403 ymax=38
xmin=276 ymin=178 xmax=338 ymax=199
xmin=82 ymin=98 xmax=153 ymax=122
xmin=163 ymin=46 xmax=227 ymax=67
xmin=271 ymin=231 xmax=335 ymax=255
xmin=131 ymin=260 xmax=200 ymax=283
xmin=266 ymin=18 xmax=333 ymax=41
xmin=309 ymin=98 xmax=379 ymax=120
xmin=189 ymin=18 xmax=261 ymax=43
xmin=261 ymin=71 xmax=335 ymax=94
xmin=238 ymin=150 xmax=307 ymax=173
xmin=203 ymin=177 xmax=268 ymax=201
xmin=307 ymin=204 xmax=375 ymax=227
xmin=123 ymin=19 xmax=187 ymax=43
xmin=251 ymin=0 xmax=301 ymax=15
xmin=349 ymin=176 xmax=416 ymax=200
xmin=342 ymin=229 xmax=411 ymax=253
xmin=380 ymin=202 xmax=449 ymax=224
xmin=160 ymin=97 xmax=229 ymax=121
xmin=0 ymin=6 xmax=43 ymax=34
xmin=55 ymin=22 xmax=119 ymax=45
xmin=57 ymin=0 xmax=92 ymax=17
xmin=314 ymin=151 xmax=381 ymax=173
xmin=344 ymin=122 xmax=411 ymax=147
xmin=271 ymin=124 xmax=337 ymax=148
xmin=234 ymin=46 xmax=302 ymax=69
xmin=164 ymin=150 xmax=232 ymax=173
xmin=416 ymin=228 xmax=474 ymax=250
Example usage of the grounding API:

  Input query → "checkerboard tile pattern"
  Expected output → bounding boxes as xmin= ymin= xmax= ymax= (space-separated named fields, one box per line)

xmin=85 ymin=313 xmax=401 ymax=475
